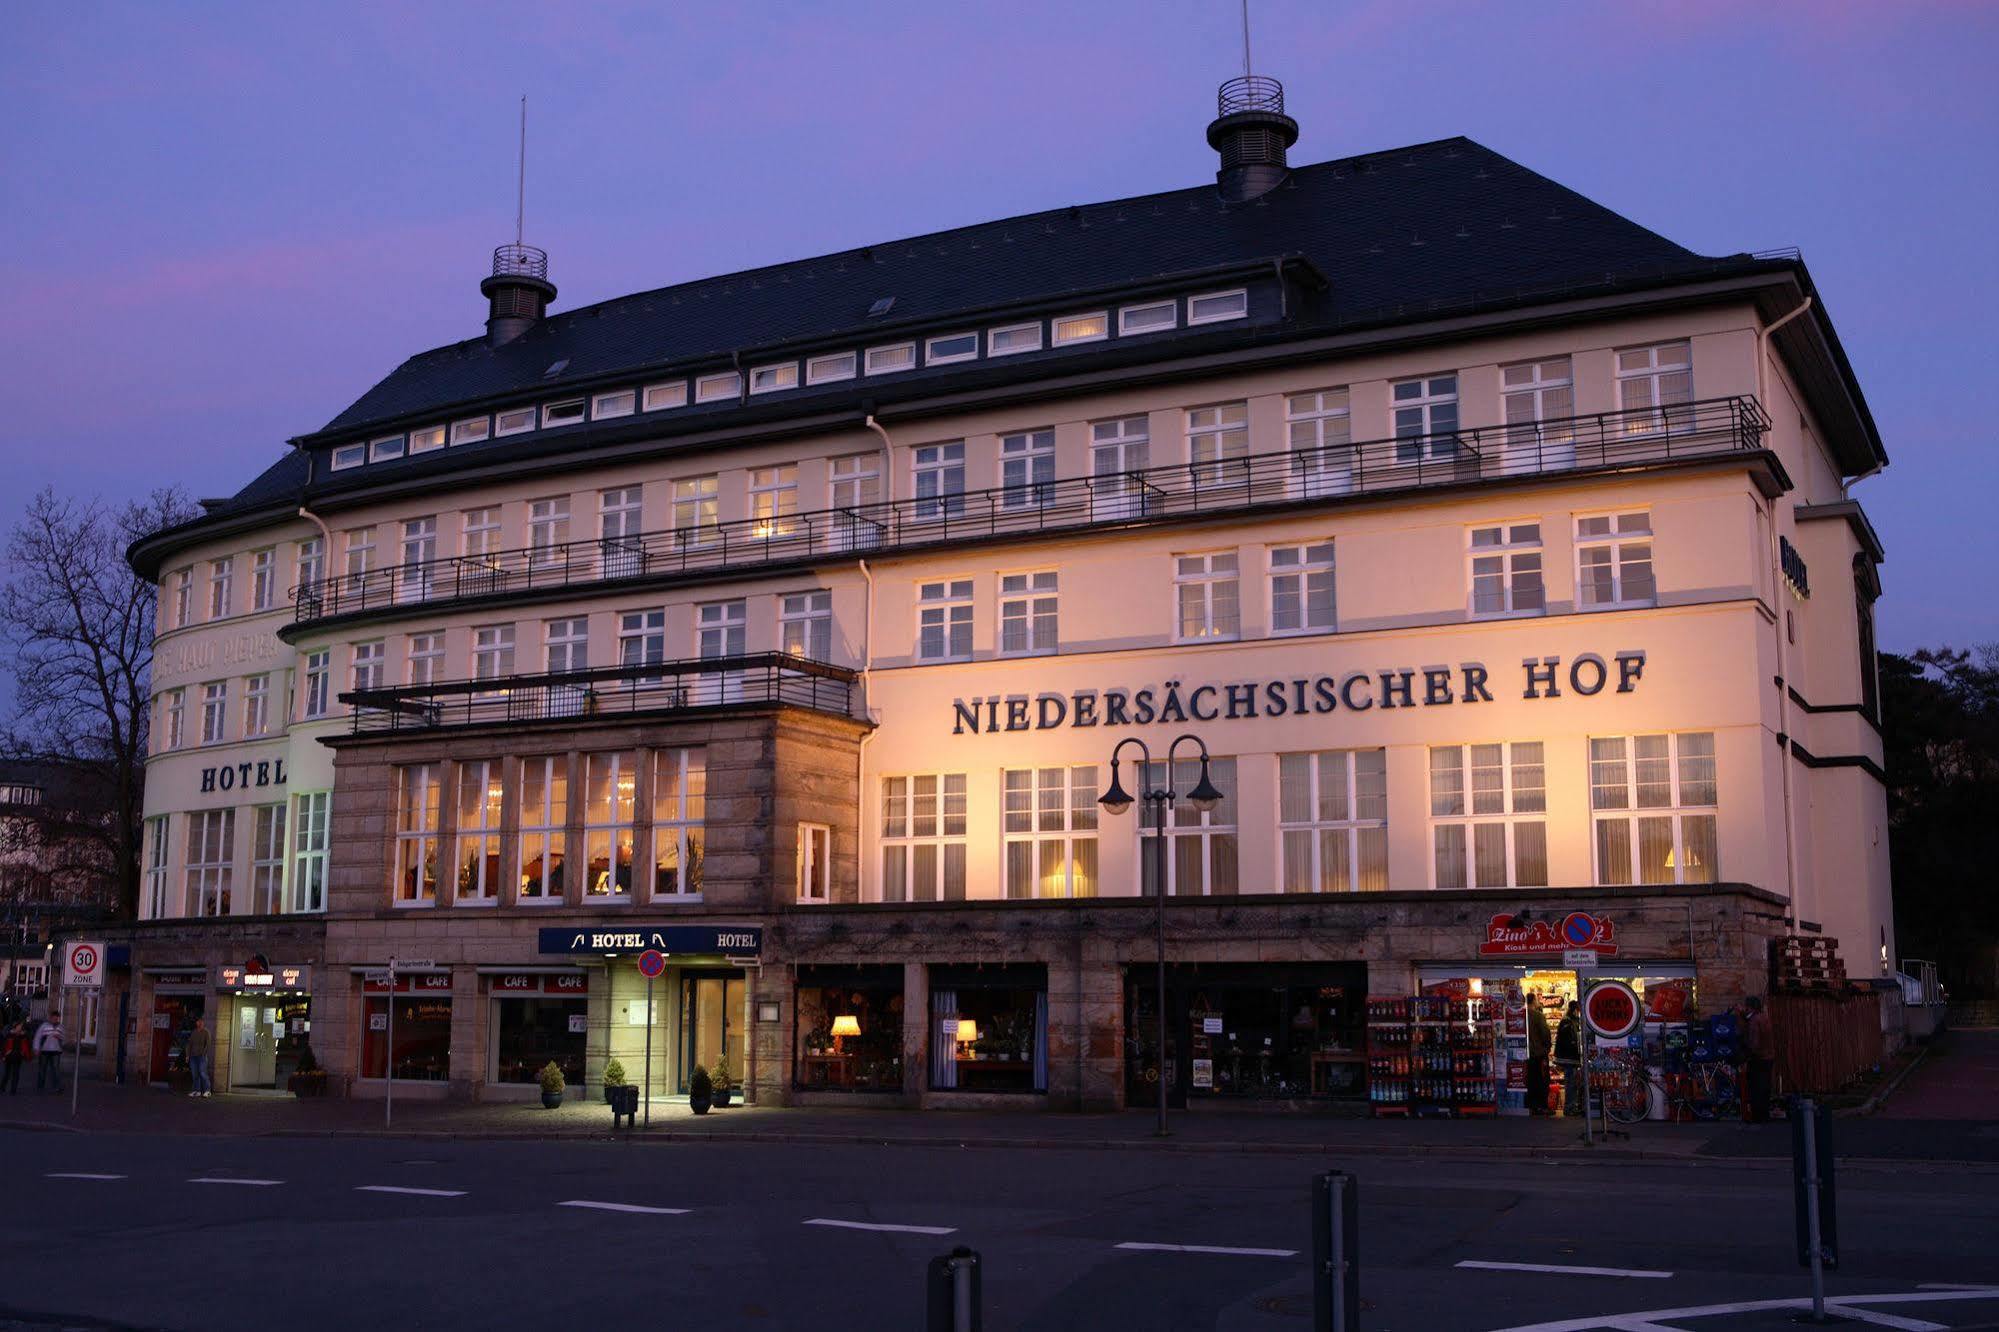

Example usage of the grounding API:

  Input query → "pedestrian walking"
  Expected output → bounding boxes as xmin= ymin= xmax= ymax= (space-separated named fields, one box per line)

xmin=1554 ymin=1001 xmax=1584 ymax=1116
xmin=1525 ymin=997 xmax=1553 ymax=1115
xmin=33 ymin=1012 xmax=65 ymax=1093
xmin=0 ymin=1019 xmax=28 ymax=1093
xmin=187 ymin=1018 xmax=213 ymax=1098
xmin=1740 ymin=995 xmax=1776 ymax=1124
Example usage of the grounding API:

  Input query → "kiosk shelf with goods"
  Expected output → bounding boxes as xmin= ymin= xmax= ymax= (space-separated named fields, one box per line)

xmin=1366 ymin=995 xmax=1498 ymax=1118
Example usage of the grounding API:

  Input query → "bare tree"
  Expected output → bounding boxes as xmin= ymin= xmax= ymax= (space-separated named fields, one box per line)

xmin=1 ymin=487 xmax=195 ymax=919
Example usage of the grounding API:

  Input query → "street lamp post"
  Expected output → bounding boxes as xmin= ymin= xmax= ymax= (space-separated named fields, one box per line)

xmin=1099 ymin=733 xmax=1223 ymax=1138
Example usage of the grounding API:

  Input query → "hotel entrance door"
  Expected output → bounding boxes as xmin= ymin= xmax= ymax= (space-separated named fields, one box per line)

xmin=680 ymin=971 xmax=745 ymax=1093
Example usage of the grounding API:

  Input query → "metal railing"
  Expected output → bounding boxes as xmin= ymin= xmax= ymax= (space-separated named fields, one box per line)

xmin=491 ymin=243 xmax=548 ymax=279
xmin=1217 ymin=74 xmax=1285 ymax=117
xmin=340 ymin=652 xmax=859 ymax=735
xmin=294 ymin=396 xmax=1767 ymax=625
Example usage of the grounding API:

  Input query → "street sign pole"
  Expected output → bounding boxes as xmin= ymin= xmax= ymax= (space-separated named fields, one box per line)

xmin=643 ymin=973 xmax=654 ymax=1128
xmin=1802 ymin=1097 xmax=1825 ymax=1321
xmin=69 ymin=984 xmax=81 ymax=1117
xmin=385 ymin=960 xmax=397 ymax=1130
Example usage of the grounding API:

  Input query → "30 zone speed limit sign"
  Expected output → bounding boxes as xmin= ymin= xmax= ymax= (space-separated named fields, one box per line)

xmin=63 ymin=940 xmax=106 ymax=990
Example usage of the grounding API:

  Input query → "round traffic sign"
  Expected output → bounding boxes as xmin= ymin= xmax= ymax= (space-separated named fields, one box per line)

xmin=70 ymin=944 xmax=98 ymax=973
xmin=1583 ymin=980 xmax=1641 ymax=1040
xmin=637 ymin=949 xmax=666 ymax=979
xmin=1560 ymin=912 xmax=1597 ymax=947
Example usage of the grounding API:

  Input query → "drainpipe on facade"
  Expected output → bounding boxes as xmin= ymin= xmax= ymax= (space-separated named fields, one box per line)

xmin=1757 ymin=296 xmax=1814 ymax=934
xmin=296 ymin=506 xmax=332 ymax=548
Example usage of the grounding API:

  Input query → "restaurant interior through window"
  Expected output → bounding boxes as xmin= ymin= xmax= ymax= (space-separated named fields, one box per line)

xmin=361 ymin=971 xmax=454 ymax=1081
xmin=490 ymin=971 xmax=589 ymax=1089
xmin=795 ymin=964 xmax=904 ymax=1093
xmin=930 ymin=965 xmax=1047 ymax=1093
xmin=1125 ymin=964 xmax=1369 ymax=1104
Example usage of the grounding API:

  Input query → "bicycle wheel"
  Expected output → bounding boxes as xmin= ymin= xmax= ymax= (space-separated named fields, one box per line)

xmin=1602 ymin=1071 xmax=1649 ymax=1124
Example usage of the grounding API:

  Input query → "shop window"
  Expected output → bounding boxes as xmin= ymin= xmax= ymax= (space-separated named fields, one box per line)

xmin=186 ymin=808 xmax=234 ymax=916
xmin=395 ymin=763 xmax=442 ymax=906
xmin=1138 ymin=758 xmax=1238 ymax=896
xmin=1278 ymin=749 xmax=1387 ymax=893
xmin=493 ymin=991 xmax=586 ymax=1089
xmin=795 ymin=965 xmax=902 ymax=1091
xmin=518 ymin=756 xmax=568 ymax=903
xmin=362 ymin=992 xmax=452 ymax=1081
xmin=651 ymin=747 xmax=706 ymax=898
xmin=880 ymin=774 xmax=967 ymax=901
xmin=1576 ymin=512 xmax=1655 ymax=609
xmin=1469 ymin=523 xmax=1545 ymax=617
xmin=1590 ymin=732 xmax=1718 ymax=885
xmin=584 ymin=751 xmax=638 ymax=900
xmin=797 ymin=823 xmax=831 ymax=903
xmin=291 ymin=792 xmax=328 ymax=913
xmin=1429 ymin=742 xmax=1548 ymax=889
xmin=456 ymin=759 xmax=504 ymax=904
xmin=930 ymin=966 xmax=1047 ymax=1093
xmin=1132 ymin=964 xmax=1368 ymax=1101
xmin=1002 ymin=766 xmax=1097 ymax=898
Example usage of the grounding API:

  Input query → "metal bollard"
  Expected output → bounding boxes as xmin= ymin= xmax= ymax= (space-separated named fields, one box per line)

xmin=1790 ymin=1096 xmax=1839 ymax=1322
xmin=1313 ymin=1170 xmax=1360 ymax=1332
xmin=925 ymin=1245 xmax=982 ymax=1332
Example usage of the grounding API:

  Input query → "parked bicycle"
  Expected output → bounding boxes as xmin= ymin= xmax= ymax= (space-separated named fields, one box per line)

xmin=1601 ymin=1059 xmax=1740 ymax=1125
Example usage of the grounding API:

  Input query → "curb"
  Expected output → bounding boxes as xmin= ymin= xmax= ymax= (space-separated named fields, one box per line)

xmin=1856 ymin=1043 xmax=1931 ymax=1116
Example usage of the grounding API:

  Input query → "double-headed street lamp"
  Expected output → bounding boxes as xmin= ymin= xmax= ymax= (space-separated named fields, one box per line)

xmin=1099 ymin=733 xmax=1223 ymax=1137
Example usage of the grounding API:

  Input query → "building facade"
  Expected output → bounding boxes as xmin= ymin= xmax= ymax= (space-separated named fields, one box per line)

xmin=98 ymin=89 xmax=1890 ymax=1109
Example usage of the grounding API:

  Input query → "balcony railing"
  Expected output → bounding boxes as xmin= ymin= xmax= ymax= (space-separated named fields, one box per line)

xmin=339 ymin=652 xmax=859 ymax=736
xmin=295 ymin=396 xmax=1767 ymax=625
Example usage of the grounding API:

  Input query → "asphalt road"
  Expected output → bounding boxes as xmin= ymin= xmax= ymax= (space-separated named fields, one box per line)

xmin=3 ymin=1130 xmax=1997 ymax=1331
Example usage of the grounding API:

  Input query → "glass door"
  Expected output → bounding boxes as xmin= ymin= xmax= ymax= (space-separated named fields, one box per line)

xmin=232 ymin=1000 xmax=280 ymax=1090
xmin=680 ymin=971 xmax=746 ymax=1092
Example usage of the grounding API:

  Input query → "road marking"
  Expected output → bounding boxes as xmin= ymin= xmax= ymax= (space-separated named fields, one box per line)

xmin=1116 ymin=1242 xmax=1299 ymax=1258
xmin=46 ymin=1173 xmax=126 ymax=1181
xmin=558 ymin=1200 xmax=690 ymax=1215
xmin=188 ymin=1177 xmax=283 ymax=1186
xmin=1457 ymin=1260 xmax=1673 ymax=1280
xmin=357 ymin=1185 xmax=467 ymax=1197
xmin=1823 ymin=1308 xmax=1947 ymax=1332
xmin=804 ymin=1218 xmax=956 ymax=1235
xmin=1489 ymin=1288 xmax=1999 ymax=1332
xmin=1918 ymin=1282 xmax=1999 ymax=1291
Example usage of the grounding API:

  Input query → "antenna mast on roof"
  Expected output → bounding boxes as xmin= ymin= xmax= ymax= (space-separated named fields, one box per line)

xmin=1207 ymin=0 xmax=1297 ymax=203
xmin=1241 ymin=0 xmax=1253 ymax=79
xmin=516 ymin=94 xmax=527 ymax=248
xmin=482 ymin=94 xmax=556 ymax=347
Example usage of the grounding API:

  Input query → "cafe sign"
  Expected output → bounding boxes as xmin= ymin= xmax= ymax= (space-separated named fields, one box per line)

xmin=537 ymin=925 xmax=763 ymax=961
xmin=1479 ymin=911 xmax=1619 ymax=958
xmin=491 ymin=972 xmax=590 ymax=995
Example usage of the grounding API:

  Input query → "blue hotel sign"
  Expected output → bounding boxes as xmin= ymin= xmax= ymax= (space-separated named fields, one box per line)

xmin=537 ymin=925 xmax=763 ymax=960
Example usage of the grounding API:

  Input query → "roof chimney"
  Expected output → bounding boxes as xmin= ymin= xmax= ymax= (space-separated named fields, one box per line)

xmin=1207 ymin=75 xmax=1298 ymax=204
xmin=481 ymin=244 xmax=556 ymax=346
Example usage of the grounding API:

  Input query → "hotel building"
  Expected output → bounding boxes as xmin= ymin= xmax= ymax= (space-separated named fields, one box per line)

xmin=98 ymin=82 xmax=1890 ymax=1110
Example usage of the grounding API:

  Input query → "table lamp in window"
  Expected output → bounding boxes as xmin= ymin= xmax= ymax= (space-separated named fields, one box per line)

xmin=831 ymin=1014 xmax=860 ymax=1054
xmin=955 ymin=1018 xmax=978 ymax=1054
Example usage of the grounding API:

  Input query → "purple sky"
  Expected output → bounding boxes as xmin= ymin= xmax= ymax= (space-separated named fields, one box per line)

xmin=2 ymin=2 xmax=1994 ymax=656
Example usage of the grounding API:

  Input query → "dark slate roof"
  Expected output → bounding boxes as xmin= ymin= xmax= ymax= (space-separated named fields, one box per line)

xmin=316 ymin=136 xmax=1722 ymax=438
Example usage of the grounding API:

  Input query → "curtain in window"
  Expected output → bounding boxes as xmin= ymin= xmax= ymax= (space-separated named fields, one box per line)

xmin=931 ymin=989 xmax=959 ymax=1089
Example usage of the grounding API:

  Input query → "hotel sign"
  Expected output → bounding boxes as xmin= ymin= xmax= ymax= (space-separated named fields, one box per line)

xmin=200 ymin=758 xmax=287 ymax=794
xmin=951 ymin=652 xmax=1646 ymax=735
xmin=537 ymin=925 xmax=764 ymax=961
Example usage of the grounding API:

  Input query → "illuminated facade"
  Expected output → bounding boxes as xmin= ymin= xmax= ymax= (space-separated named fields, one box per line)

xmin=100 ymin=93 xmax=1890 ymax=1108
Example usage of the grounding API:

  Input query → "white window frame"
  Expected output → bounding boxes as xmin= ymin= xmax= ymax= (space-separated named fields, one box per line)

xmin=1052 ymin=311 xmax=1108 ymax=345
xmin=749 ymin=465 xmax=799 ymax=538
xmin=407 ymin=631 xmax=445 ymax=686
xmin=1428 ymin=742 xmax=1549 ymax=890
xmin=1589 ymin=732 xmax=1718 ymax=886
xmin=1392 ymin=374 xmax=1461 ymax=465
xmin=1575 ymin=511 xmax=1656 ymax=610
xmin=1268 ymin=540 xmax=1337 ymax=635
xmin=496 ymin=407 xmax=537 ymax=437
xmin=199 ymin=681 xmax=228 ymax=745
xmin=806 ymin=352 xmax=857 ymax=384
xmin=695 ymin=371 xmax=742 ymax=402
xmin=164 ymin=687 xmax=186 ymax=749
xmin=527 ymin=496 xmax=570 ymax=565
xmin=865 ymin=342 xmax=915 ymax=375
xmin=797 ymin=822 xmax=831 ymax=903
xmin=1287 ymin=388 xmax=1354 ymax=497
xmin=369 ymin=434 xmax=405 ymax=462
xmin=451 ymin=416 xmax=491 ymax=445
xmin=1000 ymin=428 xmax=1055 ymax=511
xmin=251 ymin=802 xmax=286 ymax=915
xmin=591 ymin=389 xmax=636 ymax=420
xmin=409 ymin=425 xmax=446 ymax=454
xmin=650 ymin=747 xmax=706 ymax=900
xmin=1468 ymin=521 xmax=1546 ymax=618
xmin=749 ymin=362 xmax=799 ymax=394
xmin=250 ymin=548 xmax=276 ymax=612
xmin=988 ymin=322 xmax=1042 ymax=356
xmin=516 ymin=755 xmax=568 ymax=905
xmin=1174 ymin=550 xmax=1241 ymax=642
xmin=1002 ymin=765 xmax=1099 ymax=899
xmin=998 ymin=570 xmax=1057 ymax=656
xmin=351 ymin=639 xmax=386 ymax=693
xmin=912 ymin=441 xmax=966 ymax=522
xmin=1616 ymin=340 xmax=1694 ymax=435
xmin=244 ymin=673 xmax=271 ymax=738
xmin=1187 ymin=401 xmax=1249 ymax=485
xmin=1117 ymin=301 xmax=1176 ymax=336
xmin=170 ymin=568 xmax=192 ymax=627
xmin=301 ymin=651 xmax=330 ymax=720
xmin=1278 ymin=749 xmax=1387 ymax=894
xmin=144 ymin=815 xmax=170 ymax=918
xmin=454 ymin=758 xmax=504 ymax=905
xmin=780 ymin=590 xmax=833 ymax=661
xmin=879 ymin=774 xmax=968 ymax=902
xmin=541 ymin=398 xmax=586 ymax=428
xmin=1501 ymin=357 xmax=1576 ymax=472
xmin=583 ymin=750 xmax=639 ymax=901
xmin=830 ymin=452 xmax=883 ymax=550
xmin=916 ymin=578 xmax=974 ymax=662
xmin=460 ymin=508 xmax=501 ymax=566
xmin=1138 ymin=758 xmax=1239 ymax=897
xmin=342 ymin=526 xmax=376 ymax=591
xmin=544 ymin=616 xmax=589 ymax=674
xmin=208 ymin=558 xmax=233 ymax=619
xmin=619 ymin=608 xmax=667 ymax=674
xmin=291 ymin=790 xmax=329 ymax=913
xmin=1187 ymin=289 xmax=1248 ymax=324
xmin=643 ymin=381 xmax=687 ymax=412
xmin=924 ymin=332 xmax=979 ymax=365
xmin=394 ymin=763 xmax=442 ymax=906
xmin=672 ymin=475 xmax=719 ymax=546
xmin=186 ymin=807 xmax=235 ymax=917
xmin=296 ymin=539 xmax=323 ymax=594
xmin=473 ymin=624 xmax=517 ymax=683
xmin=331 ymin=444 xmax=366 ymax=470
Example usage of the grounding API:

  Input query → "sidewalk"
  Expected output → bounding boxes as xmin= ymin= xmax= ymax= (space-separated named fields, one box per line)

xmin=6 ymin=1077 xmax=1991 ymax=1165
xmin=1879 ymin=1027 xmax=1999 ymax=1119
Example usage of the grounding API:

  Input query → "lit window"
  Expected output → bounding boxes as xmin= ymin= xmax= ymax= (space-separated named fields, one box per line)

xmin=455 ymin=759 xmax=504 ymax=904
xmin=496 ymin=407 xmax=537 ymax=437
xmin=1429 ymin=742 xmax=1548 ymax=889
xmin=369 ymin=435 xmax=406 ymax=462
xmin=879 ymin=774 xmax=967 ymax=901
xmin=1187 ymin=289 xmax=1248 ymax=324
xmin=1279 ymin=750 xmax=1388 ymax=893
xmin=750 ymin=466 xmax=799 ymax=537
xmin=331 ymin=444 xmax=366 ymax=470
xmin=1052 ymin=312 xmax=1108 ymax=345
xmin=1590 ymin=732 xmax=1717 ymax=885
xmin=1003 ymin=766 xmax=1098 ymax=899
xmin=988 ymin=322 xmax=1042 ymax=356
xmin=865 ymin=343 xmax=916 ymax=375
xmin=695 ymin=371 xmax=742 ymax=402
xmin=642 ymin=381 xmax=687 ymax=411
xmin=541 ymin=399 xmax=585 ymax=428
xmin=1118 ymin=301 xmax=1176 ymax=335
xmin=1175 ymin=551 xmax=1240 ymax=641
xmin=517 ymin=757 xmax=568 ymax=903
xmin=1000 ymin=428 xmax=1054 ymax=511
xmin=672 ymin=475 xmax=719 ymax=546
xmin=912 ymin=442 xmax=965 ymax=521
xmin=651 ymin=748 xmax=706 ymax=899
xmin=749 ymin=362 xmax=799 ymax=394
xmin=781 ymin=590 xmax=833 ymax=661
xmin=451 ymin=416 xmax=491 ymax=445
xmin=806 ymin=352 xmax=857 ymax=384
xmin=394 ymin=763 xmax=442 ymax=906
xmin=1288 ymin=389 xmax=1354 ymax=497
xmin=1392 ymin=375 xmax=1460 ymax=465
xmin=1468 ymin=523 xmax=1545 ymax=617
xmin=1616 ymin=341 xmax=1694 ymax=435
xmin=925 ymin=332 xmax=978 ymax=365
xmin=1576 ymin=512 xmax=1655 ymax=609
xmin=797 ymin=823 xmax=831 ymax=903
xmin=916 ymin=579 xmax=974 ymax=662
xmin=409 ymin=425 xmax=446 ymax=454
xmin=186 ymin=808 xmax=236 ymax=916
xmin=998 ymin=571 xmax=1057 ymax=655
xmin=1138 ymin=757 xmax=1239 ymax=897
xmin=583 ymin=750 xmax=639 ymax=899
xmin=592 ymin=389 xmax=636 ymax=420
xmin=1269 ymin=541 xmax=1336 ymax=634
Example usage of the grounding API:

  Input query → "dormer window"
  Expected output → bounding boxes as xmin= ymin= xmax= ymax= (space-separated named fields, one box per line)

xmin=807 ymin=352 xmax=857 ymax=384
xmin=1118 ymin=301 xmax=1176 ymax=336
xmin=989 ymin=322 xmax=1042 ymax=356
xmin=496 ymin=407 xmax=536 ymax=437
xmin=1188 ymin=289 xmax=1248 ymax=324
xmin=451 ymin=417 xmax=491 ymax=445
xmin=866 ymin=343 xmax=916 ymax=375
xmin=369 ymin=435 xmax=405 ymax=462
xmin=409 ymin=425 xmax=446 ymax=454
xmin=925 ymin=332 xmax=978 ymax=365
xmin=592 ymin=389 xmax=636 ymax=420
xmin=749 ymin=362 xmax=799 ymax=394
xmin=643 ymin=381 xmax=687 ymax=411
xmin=695 ymin=371 xmax=742 ymax=402
xmin=542 ymin=398 xmax=586 ymax=428
xmin=1052 ymin=312 xmax=1109 ymax=345
xmin=331 ymin=444 xmax=366 ymax=471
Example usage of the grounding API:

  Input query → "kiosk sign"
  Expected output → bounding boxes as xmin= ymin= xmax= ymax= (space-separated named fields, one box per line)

xmin=1479 ymin=911 xmax=1618 ymax=957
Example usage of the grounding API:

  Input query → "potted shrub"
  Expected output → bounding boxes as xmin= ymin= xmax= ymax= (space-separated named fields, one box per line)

xmin=710 ymin=1062 xmax=734 ymax=1108
xmin=602 ymin=1057 xmax=627 ymax=1104
xmin=537 ymin=1061 xmax=566 ymax=1109
xmin=688 ymin=1065 xmax=712 ymax=1115
xmin=287 ymin=1042 xmax=329 ymax=1098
